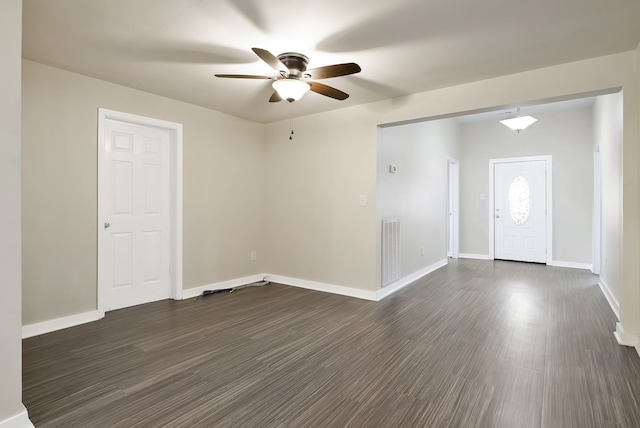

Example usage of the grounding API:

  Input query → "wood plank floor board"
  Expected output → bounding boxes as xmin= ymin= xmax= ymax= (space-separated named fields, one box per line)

xmin=478 ymin=363 xmax=544 ymax=428
xmin=398 ymin=375 xmax=494 ymax=428
xmin=339 ymin=393 xmax=434 ymax=428
xmin=541 ymin=362 xmax=597 ymax=427
xmin=290 ymin=392 xmax=371 ymax=427
xmin=23 ymin=259 xmax=640 ymax=427
xmin=24 ymin=383 xmax=125 ymax=425
xmin=583 ymin=349 xmax=640 ymax=427
xmin=498 ymin=321 xmax=547 ymax=372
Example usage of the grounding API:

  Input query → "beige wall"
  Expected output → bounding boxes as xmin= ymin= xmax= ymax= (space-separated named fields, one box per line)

xmin=1 ymin=0 xmax=30 ymax=425
xmin=459 ymin=106 xmax=594 ymax=263
xmin=22 ymin=60 xmax=265 ymax=325
xmin=377 ymin=119 xmax=460 ymax=286
xmin=22 ymin=49 xmax=640 ymax=342
xmin=263 ymin=108 xmax=378 ymax=290
xmin=627 ymin=42 xmax=640 ymax=336
xmin=265 ymin=51 xmax=639 ymax=335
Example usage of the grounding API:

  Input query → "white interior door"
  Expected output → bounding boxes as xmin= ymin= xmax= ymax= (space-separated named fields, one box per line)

xmin=494 ymin=160 xmax=547 ymax=263
xmin=102 ymin=119 xmax=171 ymax=310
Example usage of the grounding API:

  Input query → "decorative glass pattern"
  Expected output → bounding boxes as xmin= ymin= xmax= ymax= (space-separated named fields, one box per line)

xmin=509 ymin=176 xmax=530 ymax=225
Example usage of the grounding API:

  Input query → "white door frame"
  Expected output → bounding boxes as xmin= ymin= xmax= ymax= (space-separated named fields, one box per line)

xmin=489 ymin=155 xmax=552 ymax=264
xmin=97 ymin=108 xmax=183 ymax=314
xmin=447 ymin=158 xmax=460 ymax=258
xmin=592 ymin=147 xmax=601 ymax=274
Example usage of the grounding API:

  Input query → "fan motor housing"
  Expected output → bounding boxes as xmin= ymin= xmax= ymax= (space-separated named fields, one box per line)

xmin=277 ymin=52 xmax=309 ymax=77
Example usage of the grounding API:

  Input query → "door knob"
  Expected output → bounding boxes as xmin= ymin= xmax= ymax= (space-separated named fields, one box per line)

xmin=104 ymin=221 xmax=110 ymax=229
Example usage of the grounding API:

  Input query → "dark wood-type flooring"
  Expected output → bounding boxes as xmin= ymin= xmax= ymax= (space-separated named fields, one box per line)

xmin=23 ymin=259 xmax=640 ymax=427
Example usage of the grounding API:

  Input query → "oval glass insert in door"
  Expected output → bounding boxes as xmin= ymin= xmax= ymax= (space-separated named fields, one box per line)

xmin=509 ymin=176 xmax=531 ymax=225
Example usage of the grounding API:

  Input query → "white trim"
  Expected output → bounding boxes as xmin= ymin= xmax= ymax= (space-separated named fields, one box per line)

xmin=447 ymin=158 xmax=460 ymax=259
xmin=459 ymin=253 xmax=492 ymax=260
xmin=598 ymin=278 xmax=620 ymax=320
xmin=592 ymin=148 xmax=601 ymax=274
xmin=0 ymin=407 xmax=34 ymax=428
xmin=270 ymin=275 xmax=378 ymax=301
xmin=489 ymin=155 xmax=553 ymax=264
xmin=549 ymin=260 xmax=593 ymax=270
xmin=173 ymin=124 xmax=184 ymax=300
xmin=181 ymin=274 xmax=267 ymax=299
xmin=20 ymin=276 xmax=378 ymax=336
xmin=614 ymin=323 xmax=640 ymax=358
xmin=21 ymin=262 xmax=453 ymax=336
xmin=376 ymin=259 xmax=448 ymax=300
xmin=22 ymin=310 xmax=104 ymax=339
xmin=97 ymin=108 xmax=183 ymax=311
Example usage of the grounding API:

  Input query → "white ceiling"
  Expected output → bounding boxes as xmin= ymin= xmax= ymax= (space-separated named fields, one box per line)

xmin=22 ymin=0 xmax=640 ymax=124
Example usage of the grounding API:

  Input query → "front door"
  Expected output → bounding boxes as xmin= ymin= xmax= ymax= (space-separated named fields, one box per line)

xmin=494 ymin=160 xmax=547 ymax=263
xmin=101 ymin=118 xmax=171 ymax=310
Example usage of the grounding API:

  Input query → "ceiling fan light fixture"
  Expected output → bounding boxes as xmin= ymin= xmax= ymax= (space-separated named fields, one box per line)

xmin=499 ymin=108 xmax=537 ymax=133
xmin=272 ymin=78 xmax=310 ymax=102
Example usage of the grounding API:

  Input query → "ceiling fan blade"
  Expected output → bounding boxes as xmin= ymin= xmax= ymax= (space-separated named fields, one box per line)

xmin=252 ymin=47 xmax=288 ymax=74
xmin=214 ymin=74 xmax=272 ymax=79
xmin=309 ymin=82 xmax=349 ymax=100
xmin=307 ymin=63 xmax=361 ymax=79
xmin=269 ymin=92 xmax=283 ymax=103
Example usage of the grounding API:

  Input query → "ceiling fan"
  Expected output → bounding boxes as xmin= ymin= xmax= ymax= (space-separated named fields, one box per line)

xmin=215 ymin=48 xmax=361 ymax=103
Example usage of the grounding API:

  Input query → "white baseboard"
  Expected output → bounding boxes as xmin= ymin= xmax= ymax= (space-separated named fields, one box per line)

xmin=182 ymin=274 xmax=268 ymax=299
xmin=19 ymin=263 xmax=446 ymax=337
xmin=549 ymin=260 xmax=593 ymax=270
xmin=597 ymin=278 xmax=620 ymax=320
xmin=22 ymin=273 xmax=376 ymax=336
xmin=22 ymin=274 xmax=269 ymax=338
xmin=193 ymin=261 xmax=449 ymax=303
xmin=614 ymin=323 xmax=640 ymax=358
xmin=0 ymin=406 xmax=34 ymax=428
xmin=22 ymin=310 xmax=104 ymax=339
xmin=459 ymin=253 xmax=491 ymax=260
xmin=269 ymin=274 xmax=378 ymax=301
xmin=377 ymin=259 xmax=448 ymax=300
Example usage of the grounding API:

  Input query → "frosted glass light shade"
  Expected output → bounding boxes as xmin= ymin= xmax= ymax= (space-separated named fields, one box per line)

xmin=500 ymin=115 xmax=537 ymax=132
xmin=272 ymin=79 xmax=310 ymax=101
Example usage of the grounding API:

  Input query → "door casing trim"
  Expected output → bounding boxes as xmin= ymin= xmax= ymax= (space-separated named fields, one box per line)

xmin=447 ymin=157 xmax=460 ymax=259
xmin=489 ymin=155 xmax=552 ymax=264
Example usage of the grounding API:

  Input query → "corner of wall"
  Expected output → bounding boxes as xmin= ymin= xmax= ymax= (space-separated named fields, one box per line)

xmin=1 ymin=0 xmax=33 ymax=425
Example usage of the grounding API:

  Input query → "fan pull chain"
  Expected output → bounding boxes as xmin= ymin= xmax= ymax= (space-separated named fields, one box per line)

xmin=289 ymin=102 xmax=294 ymax=140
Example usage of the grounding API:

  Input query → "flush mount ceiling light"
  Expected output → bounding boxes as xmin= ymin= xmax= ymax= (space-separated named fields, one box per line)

xmin=500 ymin=108 xmax=537 ymax=133
xmin=272 ymin=79 xmax=310 ymax=102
